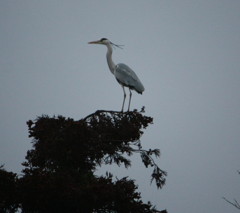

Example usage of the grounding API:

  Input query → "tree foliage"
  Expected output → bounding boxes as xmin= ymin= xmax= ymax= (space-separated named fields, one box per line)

xmin=1 ymin=108 xmax=167 ymax=212
xmin=0 ymin=166 xmax=19 ymax=213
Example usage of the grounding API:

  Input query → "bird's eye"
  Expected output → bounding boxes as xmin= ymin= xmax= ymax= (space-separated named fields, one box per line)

xmin=100 ymin=38 xmax=107 ymax=42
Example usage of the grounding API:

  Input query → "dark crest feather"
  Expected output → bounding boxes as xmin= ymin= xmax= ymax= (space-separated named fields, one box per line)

xmin=110 ymin=41 xmax=124 ymax=49
xmin=100 ymin=38 xmax=124 ymax=49
xmin=100 ymin=38 xmax=108 ymax=42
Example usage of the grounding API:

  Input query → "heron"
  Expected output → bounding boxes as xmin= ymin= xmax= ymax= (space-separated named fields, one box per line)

xmin=88 ymin=38 xmax=144 ymax=112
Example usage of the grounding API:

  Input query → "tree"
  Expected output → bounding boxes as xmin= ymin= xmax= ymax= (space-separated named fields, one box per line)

xmin=2 ymin=109 xmax=167 ymax=212
xmin=0 ymin=166 xmax=19 ymax=213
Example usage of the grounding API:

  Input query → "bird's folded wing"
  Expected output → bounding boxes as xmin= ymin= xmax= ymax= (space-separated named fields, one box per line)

xmin=115 ymin=63 xmax=144 ymax=93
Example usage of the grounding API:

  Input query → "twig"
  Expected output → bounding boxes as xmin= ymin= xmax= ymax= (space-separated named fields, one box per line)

xmin=83 ymin=110 xmax=127 ymax=121
xmin=223 ymin=197 xmax=240 ymax=210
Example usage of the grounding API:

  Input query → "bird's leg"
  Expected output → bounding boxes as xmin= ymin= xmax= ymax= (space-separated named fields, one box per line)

xmin=121 ymin=86 xmax=126 ymax=112
xmin=128 ymin=89 xmax=132 ymax=112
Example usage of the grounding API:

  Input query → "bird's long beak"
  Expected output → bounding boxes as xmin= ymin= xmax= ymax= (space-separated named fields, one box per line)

xmin=88 ymin=40 xmax=101 ymax=44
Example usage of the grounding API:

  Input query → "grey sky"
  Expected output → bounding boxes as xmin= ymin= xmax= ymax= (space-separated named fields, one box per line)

xmin=1 ymin=1 xmax=240 ymax=212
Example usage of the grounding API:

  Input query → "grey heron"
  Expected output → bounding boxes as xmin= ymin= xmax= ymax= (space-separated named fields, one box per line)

xmin=88 ymin=38 xmax=144 ymax=112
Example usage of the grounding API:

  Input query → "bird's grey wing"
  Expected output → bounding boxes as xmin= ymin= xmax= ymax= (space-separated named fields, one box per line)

xmin=114 ymin=63 xmax=144 ymax=93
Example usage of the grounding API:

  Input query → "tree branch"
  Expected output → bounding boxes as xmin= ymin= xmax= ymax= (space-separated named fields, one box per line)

xmin=223 ymin=197 xmax=240 ymax=210
xmin=83 ymin=110 xmax=122 ymax=121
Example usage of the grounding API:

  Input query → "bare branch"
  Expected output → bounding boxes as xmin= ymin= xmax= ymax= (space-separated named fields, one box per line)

xmin=223 ymin=197 xmax=240 ymax=210
xmin=83 ymin=110 xmax=122 ymax=121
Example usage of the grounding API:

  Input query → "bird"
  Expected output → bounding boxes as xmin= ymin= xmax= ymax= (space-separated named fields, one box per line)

xmin=88 ymin=38 xmax=144 ymax=112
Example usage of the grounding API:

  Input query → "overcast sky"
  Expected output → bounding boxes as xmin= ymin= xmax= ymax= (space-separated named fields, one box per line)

xmin=1 ymin=1 xmax=240 ymax=212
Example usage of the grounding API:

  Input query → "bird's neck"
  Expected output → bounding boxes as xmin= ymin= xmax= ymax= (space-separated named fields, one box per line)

xmin=106 ymin=44 xmax=115 ymax=74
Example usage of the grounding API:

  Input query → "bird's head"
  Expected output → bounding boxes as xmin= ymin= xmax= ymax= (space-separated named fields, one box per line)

xmin=88 ymin=38 xmax=110 ymax=45
xmin=88 ymin=38 xmax=123 ymax=49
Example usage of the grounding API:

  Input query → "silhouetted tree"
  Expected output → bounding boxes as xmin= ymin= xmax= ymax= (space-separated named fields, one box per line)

xmin=0 ymin=166 xmax=19 ymax=213
xmin=1 ymin=108 xmax=167 ymax=212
